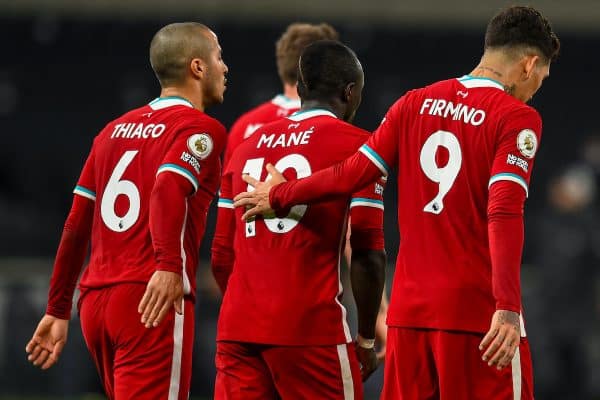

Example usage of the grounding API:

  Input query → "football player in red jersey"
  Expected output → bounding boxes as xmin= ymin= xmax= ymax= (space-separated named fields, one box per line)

xmin=212 ymin=40 xmax=386 ymax=399
xmin=223 ymin=22 xmax=338 ymax=167
xmin=25 ymin=22 xmax=228 ymax=400
xmin=218 ymin=21 xmax=390 ymax=360
xmin=235 ymin=6 xmax=560 ymax=399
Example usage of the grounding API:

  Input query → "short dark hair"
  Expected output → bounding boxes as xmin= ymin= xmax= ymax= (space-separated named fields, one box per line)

xmin=297 ymin=40 xmax=362 ymax=101
xmin=485 ymin=6 xmax=560 ymax=63
xmin=275 ymin=23 xmax=339 ymax=85
xmin=149 ymin=22 xmax=212 ymax=87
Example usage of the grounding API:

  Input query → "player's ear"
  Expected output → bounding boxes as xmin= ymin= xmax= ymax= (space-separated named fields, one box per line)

xmin=343 ymin=82 xmax=356 ymax=104
xmin=522 ymin=55 xmax=540 ymax=80
xmin=190 ymin=58 xmax=205 ymax=79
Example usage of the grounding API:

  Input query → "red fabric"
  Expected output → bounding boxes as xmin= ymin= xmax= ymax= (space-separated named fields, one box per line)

xmin=218 ymin=111 xmax=385 ymax=346
xmin=149 ymin=172 xmax=191 ymax=275
xmin=270 ymin=151 xmax=380 ymax=209
xmin=382 ymin=327 xmax=534 ymax=399
xmin=224 ymin=96 xmax=300 ymax=166
xmin=271 ymin=77 xmax=543 ymax=334
xmin=79 ymin=284 xmax=195 ymax=400
xmin=74 ymin=100 xmax=226 ymax=300
xmin=215 ymin=341 xmax=363 ymax=400
xmin=212 ymin=96 xmax=299 ymax=292
xmin=211 ymin=204 xmax=235 ymax=293
xmin=46 ymin=195 xmax=94 ymax=319
xmin=488 ymin=181 xmax=526 ymax=313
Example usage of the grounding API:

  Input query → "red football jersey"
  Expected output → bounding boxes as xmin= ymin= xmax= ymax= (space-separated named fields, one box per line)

xmin=223 ymin=94 xmax=300 ymax=166
xmin=74 ymin=96 xmax=226 ymax=299
xmin=216 ymin=109 xmax=385 ymax=345
xmin=361 ymin=76 xmax=542 ymax=333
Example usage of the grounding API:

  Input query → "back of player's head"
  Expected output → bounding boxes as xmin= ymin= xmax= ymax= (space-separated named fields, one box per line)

xmin=297 ymin=40 xmax=363 ymax=101
xmin=275 ymin=23 xmax=339 ymax=86
xmin=150 ymin=22 xmax=214 ymax=87
xmin=485 ymin=6 xmax=560 ymax=63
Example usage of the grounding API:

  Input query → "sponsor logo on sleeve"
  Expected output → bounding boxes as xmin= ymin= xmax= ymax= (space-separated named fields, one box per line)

xmin=506 ymin=153 xmax=529 ymax=173
xmin=187 ymin=133 xmax=213 ymax=160
xmin=180 ymin=152 xmax=201 ymax=173
xmin=375 ymin=182 xmax=384 ymax=195
xmin=516 ymin=129 xmax=538 ymax=159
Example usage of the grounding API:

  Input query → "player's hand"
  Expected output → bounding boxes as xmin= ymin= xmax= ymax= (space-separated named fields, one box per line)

xmin=138 ymin=270 xmax=184 ymax=328
xmin=25 ymin=314 xmax=68 ymax=370
xmin=233 ymin=163 xmax=286 ymax=221
xmin=355 ymin=343 xmax=379 ymax=381
xmin=479 ymin=309 xmax=521 ymax=370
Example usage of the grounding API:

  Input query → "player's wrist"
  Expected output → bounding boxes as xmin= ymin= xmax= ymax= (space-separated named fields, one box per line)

xmin=45 ymin=306 xmax=71 ymax=321
xmin=155 ymin=262 xmax=183 ymax=275
xmin=356 ymin=334 xmax=376 ymax=349
xmin=495 ymin=303 xmax=520 ymax=314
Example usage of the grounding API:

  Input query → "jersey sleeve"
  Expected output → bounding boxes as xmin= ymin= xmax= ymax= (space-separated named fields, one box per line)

xmin=269 ymin=97 xmax=408 ymax=209
xmin=489 ymin=107 xmax=543 ymax=197
xmin=157 ymin=119 xmax=227 ymax=194
xmin=488 ymin=181 xmax=526 ymax=313
xmin=73 ymin=145 xmax=96 ymax=201
xmin=47 ymin=144 xmax=97 ymax=321
xmin=349 ymin=176 xmax=386 ymax=251
xmin=223 ymin=117 xmax=249 ymax=168
xmin=211 ymin=165 xmax=236 ymax=293
xmin=358 ymin=96 xmax=405 ymax=177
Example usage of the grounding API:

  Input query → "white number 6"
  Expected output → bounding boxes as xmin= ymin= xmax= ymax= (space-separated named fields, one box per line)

xmin=419 ymin=130 xmax=462 ymax=214
xmin=101 ymin=150 xmax=141 ymax=232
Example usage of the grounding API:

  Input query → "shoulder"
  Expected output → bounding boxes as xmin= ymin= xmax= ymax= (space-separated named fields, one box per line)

xmin=230 ymin=101 xmax=275 ymax=128
xmin=95 ymin=105 xmax=148 ymax=139
xmin=315 ymin=118 xmax=372 ymax=149
xmin=176 ymin=108 xmax=227 ymax=136
xmin=499 ymin=98 xmax=542 ymax=130
xmin=384 ymin=85 xmax=430 ymax=115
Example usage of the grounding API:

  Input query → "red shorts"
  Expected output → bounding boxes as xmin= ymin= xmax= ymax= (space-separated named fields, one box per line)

xmin=78 ymin=283 xmax=195 ymax=400
xmin=214 ymin=341 xmax=363 ymax=400
xmin=382 ymin=327 xmax=534 ymax=400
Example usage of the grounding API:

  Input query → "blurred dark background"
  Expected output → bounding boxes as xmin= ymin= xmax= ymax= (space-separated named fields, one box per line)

xmin=0 ymin=1 xmax=599 ymax=399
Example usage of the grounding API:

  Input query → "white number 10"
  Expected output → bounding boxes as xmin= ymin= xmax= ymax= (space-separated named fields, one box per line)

xmin=242 ymin=154 xmax=311 ymax=236
xmin=419 ymin=130 xmax=462 ymax=214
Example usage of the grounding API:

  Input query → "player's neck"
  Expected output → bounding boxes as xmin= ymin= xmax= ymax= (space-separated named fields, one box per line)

xmin=282 ymin=83 xmax=299 ymax=100
xmin=470 ymin=53 xmax=519 ymax=96
xmin=158 ymin=87 xmax=204 ymax=111
xmin=300 ymin=99 xmax=342 ymax=119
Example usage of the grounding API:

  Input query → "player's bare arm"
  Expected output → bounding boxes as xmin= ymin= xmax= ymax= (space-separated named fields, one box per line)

xmin=479 ymin=309 xmax=521 ymax=369
xmin=375 ymin=291 xmax=389 ymax=361
xmin=345 ymin=239 xmax=389 ymax=362
xmin=352 ymin=249 xmax=386 ymax=380
xmin=26 ymin=315 xmax=68 ymax=370
xmin=234 ymin=163 xmax=285 ymax=220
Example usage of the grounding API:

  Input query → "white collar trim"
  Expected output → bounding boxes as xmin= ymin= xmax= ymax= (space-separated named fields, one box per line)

xmin=148 ymin=97 xmax=194 ymax=110
xmin=287 ymin=108 xmax=337 ymax=122
xmin=457 ymin=75 xmax=504 ymax=90
xmin=271 ymin=94 xmax=301 ymax=110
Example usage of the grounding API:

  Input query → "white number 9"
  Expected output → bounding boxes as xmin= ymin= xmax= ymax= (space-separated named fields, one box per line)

xmin=419 ymin=130 xmax=462 ymax=214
